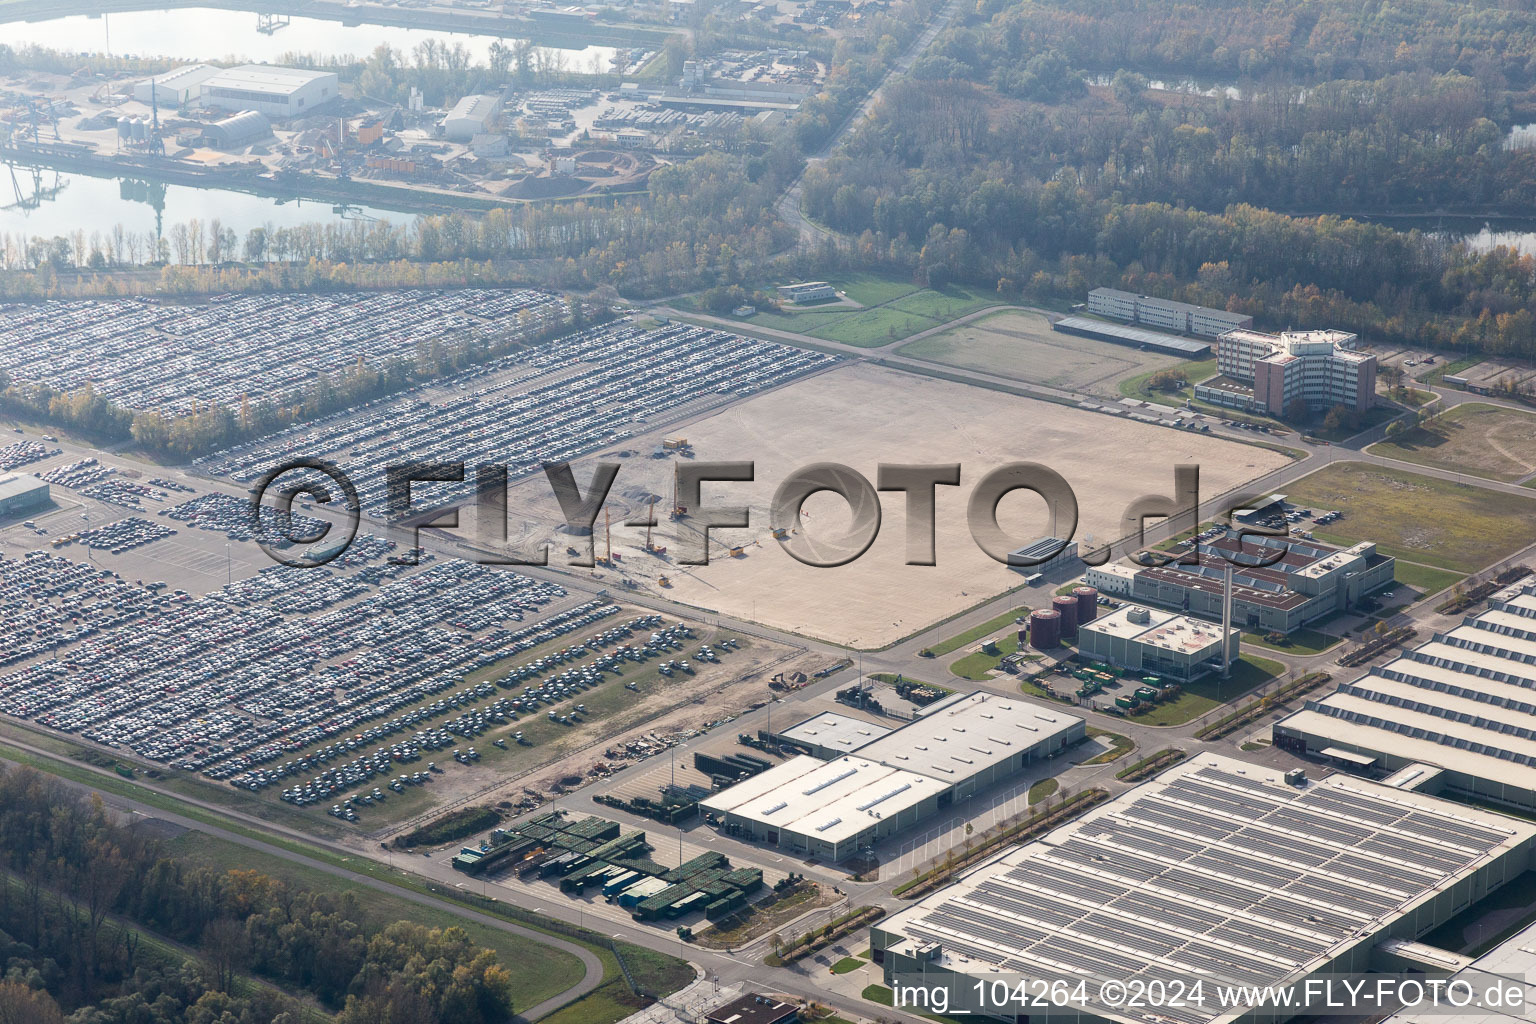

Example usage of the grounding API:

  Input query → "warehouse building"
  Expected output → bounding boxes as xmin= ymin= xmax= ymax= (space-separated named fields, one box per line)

xmin=133 ymin=64 xmax=220 ymax=107
xmin=203 ymin=111 xmax=272 ymax=149
xmin=442 ymin=94 xmax=500 ymax=141
xmin=1085 ymin=530 xmax=1395 ymax=633
xmin=872 ymin=754 xmax=1536 ymax=1024
xmin=0 ymin=473 xmax=48 ymax=516
xmin=1007 ymin=537 xmax=1079 ymax=574
xmin=1051 ymin=315 xmax=1211 ymax=356
xmin=1382 ymin=916 xmax=1536 ymax=1024
xmin=703 ymin=693 xmax=1083 ymax=860
xmin=1077 ymin=604 xmax=1237 ymax=682
xmin=1274 ymin=583 xmax=1536 ymax=811
xmin=1086 ymin=287 xmax=1253 ymax=338
xmin=200 ymin=66 xmax=339 ymax=117
xmin=1195 ymin=327 xmax=1377 ymax=415
xmin=776 ymin=281 xmax=836 ymax=303
xmin=778 ymin=712 xmax=891 ymax=759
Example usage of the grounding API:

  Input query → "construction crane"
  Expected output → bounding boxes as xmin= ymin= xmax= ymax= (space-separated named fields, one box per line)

xmin=669 ymin=465 xmax=688 ymax=519
xmin=147 ymin=81 xmax=164 ymax=156
xmin=26 ymin=98 xmax=59 ymax=143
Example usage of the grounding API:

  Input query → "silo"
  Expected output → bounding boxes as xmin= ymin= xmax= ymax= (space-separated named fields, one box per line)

xmin=1016 ymin=628 xmax=1027 ymax=647
xmin=1073 ymin=586 xmax=1099 ymax=625
xmin=133 ymin=117 xmax=148 ymax=141
xmin=1029 ymin=609 xmax=1060 ymax=650
xmin=117 ymin=116 xmax=133 ymax=140
xmin=1052 ymin=595 xmax=1080 ymax=638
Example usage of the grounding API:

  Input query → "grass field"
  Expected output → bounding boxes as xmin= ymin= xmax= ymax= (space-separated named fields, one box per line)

xmin=1367 ymin=403 xmax=1536 ymax=482
xmin=169 ymin=830 xmax=585 ymax=1011
xmin=718 ymin=275 xmax=999 ymax=347
xmin=1027 ymin=777 xmax=1060 ymax=804
xmin=1078 ymin=728 xmax=1135 ymax=765
xmin=1393 ymin=561 xmax=1465 ymax=599
xmin=832 ymin=956 xmax=867 ymax=975
xmin=1130 ymin=654 xmax=1284 ymax=726
xmin=1282 ymin=463 xmax=1536 ymax=572
xmin=1240 ymin=627 xmax=1339 ymax=656
xmin=1119 ymin=358 xmax=1217 ymax=405
xmin=898 ymin=310 xmax=1183 ymax=394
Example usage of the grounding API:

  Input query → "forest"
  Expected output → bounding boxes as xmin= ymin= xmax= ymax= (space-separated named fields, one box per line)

xmin=0 ymin=765 xmax=514 ymax=1024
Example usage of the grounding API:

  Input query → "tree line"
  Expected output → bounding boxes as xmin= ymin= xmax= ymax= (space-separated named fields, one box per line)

xmin=0 ymin=765 xmax=514 ymax=1023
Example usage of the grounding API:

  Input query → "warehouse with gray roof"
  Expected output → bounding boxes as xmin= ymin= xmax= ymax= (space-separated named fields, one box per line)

xmin=702 ymin=693 xmax=1083 ymax=860
xmin=1274 ymin=582 xmax=1536 ymax=811
xmin=0 ymin=473 xmax=48 ymax=516
xmin=872 ymin=754 xmax=1536 ymax=1024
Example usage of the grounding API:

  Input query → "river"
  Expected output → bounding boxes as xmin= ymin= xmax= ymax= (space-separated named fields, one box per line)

xmin=1 ymin=7 xmax=621 ymax=72
xmin=0 ymin=165 xmax=410 ymax=243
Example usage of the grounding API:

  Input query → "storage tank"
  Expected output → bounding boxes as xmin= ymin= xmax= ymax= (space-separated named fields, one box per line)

xmin=133 ymin=117 xmax=148 ymax=141
xmin=117 ymin=116 xmax=133 ymax=140
xmin=1074 ymin=586 xmax=1099 ymax=625
xmin=1029 ymin=609 xmax=1060 ymax=650
xmin=1052 ymin=595 xmax=1079 ymax=638
xmin=1016 ymin=628 xmax=1027 ymax=647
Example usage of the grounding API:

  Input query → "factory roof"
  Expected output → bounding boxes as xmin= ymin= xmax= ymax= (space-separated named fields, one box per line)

xmin=1052 ymin=315 xmax=1211 ymax=355
xmin=699 ymin=754 xmax=945 ymax=847
xmin=880 ymin=754 xmax=1533 ymax=1024
xmin=1007 ymin=536 xmax=1075 ymax=565
xmin=0 ymin=473 xmax=46 ymax=501
xmin=138 ymin=63 xmax=219 ymax=90
xmin=706 ymin=994 xmax=798 ymax=1024
xmin=446 ymin=93 xmax=500 ymax=122
xmin=203 ymin=65 xmax=336 ymax=93
xmin=1088 ymin=288 xmax=1251 ymax=323
xmin=855 ymin=691 xmax=1079 ymax=784
xmin=1082 ymin=604 xmax=1229 ymax=655
xmin=778 ymin=711 xmax=891 ymax=755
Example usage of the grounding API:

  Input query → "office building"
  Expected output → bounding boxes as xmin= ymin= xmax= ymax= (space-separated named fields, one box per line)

xmin=1196 ymin=328 xmax=1377 ymax=415
xmin=1086 ymin=288 xmax=1253 ymax=338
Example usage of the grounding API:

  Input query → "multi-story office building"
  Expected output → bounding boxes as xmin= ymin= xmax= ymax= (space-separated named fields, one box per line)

xmin=1086 ymin=287 xmax=1253 ymax=338
xmin=1198 ymin=327 xmax=1376 ymax=415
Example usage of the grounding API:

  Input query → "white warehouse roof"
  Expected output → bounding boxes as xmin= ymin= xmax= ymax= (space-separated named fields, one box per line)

xmin=779 ymin=711 xmax=891 ymax=755
xmin=856 ymin=691 xmax=1078 ymax=784
xmin=203 ymin=65 xmax=336 ymax=94
xmin=878 ymin=754 xmax=1535 ymax=1024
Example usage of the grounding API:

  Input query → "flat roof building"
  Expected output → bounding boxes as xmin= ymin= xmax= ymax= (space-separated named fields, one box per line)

xmin=703 ymin=693 xmax=1084 ymax=860
xmin=1051 ymin=315 xmax=1211 ymax=356
xmin=1275 ymin=582 xmax=1536 ymax=811
xmin=777 ymin=711 xmax=891 ymax=759
xmin=1086 ymin=529 xmax=1394 ymax=633
xmin=776 ymin=282 xmax=836 ymax=303
xmin=706 ymin=994 xmax=798 ymax=1024
xmin=872 ymin=754 xmax=1536 ymax=1024
xmin=133 ymin=64 xmax=220 ymax=107
xmin=1197 ymin=327 xmax=1377 ymax=415
xmin=1077 ymin=603 xmax=1237 ymax=682
xmin=1087 ymin=288 xmax=1253 ymax=339
xmin=200 ymin=65 xmax=339 ymax=117
xmin=1007 ymin=537 xmax=1079 ymax=574
xmin=0 ymin=473 xmax=48 ymax=516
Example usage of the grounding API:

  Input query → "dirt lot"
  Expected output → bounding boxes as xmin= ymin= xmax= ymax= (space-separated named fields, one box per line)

xmin=1368 ymin=403 xmax=1536 ymax=482
xmin=502 ymin=364 xmax=1290 ymax=647
xmin=898 ymin=310 xmax=1184 ymax=395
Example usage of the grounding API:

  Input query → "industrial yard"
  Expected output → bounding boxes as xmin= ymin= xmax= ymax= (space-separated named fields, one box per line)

xmin=493 ymin=363 xmax=1291 ymax=646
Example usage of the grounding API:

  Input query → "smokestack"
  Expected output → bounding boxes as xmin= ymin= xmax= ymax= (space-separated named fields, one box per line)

xmin=1221 ymin=564 xmax=1234 ymax=678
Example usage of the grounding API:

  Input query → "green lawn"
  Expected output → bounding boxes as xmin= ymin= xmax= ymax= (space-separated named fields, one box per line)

xmin=1393 ymin=561 xmax=1465 ymax=599
xmin=1027 ymin=777 xmax=1060 ymax=804
xmin=169 ymin=830 xmax=584 ymax=1011
xmin=719 ymin=275 xmax=1001 ymax=348
xmin=884 ymin=282 xmax=999 ymax=322
xmin=1283 ymin=463 xmax=1536 ymax=573
xmin=1078 ymin=728 xmax=1135 ymax=765
xmin=831 ymin=956 xmax=867 ymax=975
xmin=950 ymin=632 xmax=1023 ymax=680
xmin=837 ymin=272 xmax=924 ymax=306
xmin=1130 ymin=654 xmax=1284 ymax=726
xmin=1366 ymin=403 xmax=1536 ymax=482
xmin=1119 ymin=358 xmax=1216 ymax=405
xmin=927 ymin=607 xmax=1030 ymax=656
xmin=1240 ymin=626 xmax=1339 ymax=656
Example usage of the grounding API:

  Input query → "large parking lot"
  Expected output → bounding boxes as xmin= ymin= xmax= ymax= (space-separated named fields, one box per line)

xmin=0 ymin=289 xmax=570 ymax=414
xmin=195 ymin=320 xmax=840 ymax=516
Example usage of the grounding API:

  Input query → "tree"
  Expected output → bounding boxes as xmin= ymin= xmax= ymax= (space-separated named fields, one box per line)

xmin=0 ymin=982 xmax=65 ymax=1024
xmin=1285 ymin=398 xmax=1310 ymax=423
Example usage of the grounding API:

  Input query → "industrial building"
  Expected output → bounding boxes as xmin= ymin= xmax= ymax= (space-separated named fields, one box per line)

xmin=1195 ymin=327 xmax=1377 ymax=415
xmin=1382 ymin=916 xmax=1536 ymax=1024
xmin=203 ymin=111 xmax=272 ymax=149
xmin=199 ymin=66 xmax=339 ymax=117
xmin=872 ymin=754 xmax=1536 ymax=1024
xmin=776 ymin=281 xmax=836 ymax=303
xmin=706 ymin=995 xmax=798 ymax=1024
xmin=442 ymin=94 xmax=500 ymax=141
xmin=703 ymin=692 xmax=1084 ymax=860
xmin=1050 ymin=316 xmax=1211 ymax=357
xmin=1077 ymin=604 xmax=1237 ymax=682
xmin=133 ymin=64 xmax=220 ymax=107
xmin=777 ymin=711 xmax=892 ymax=759
xmin=1086 ymin=287 xmax=1253 ymax=338
xmin=1274 ymin=582 xmax=1536 ymax=811
xmin=1085 ymin=529 xmax=1395 ymax=633
xmin=1007 ymin=537 xmax=1079 ymax=574
xmin=0 ymin=473 xmax=48 ymax=516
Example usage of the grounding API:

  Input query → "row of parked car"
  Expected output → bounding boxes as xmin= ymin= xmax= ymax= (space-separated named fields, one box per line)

xmin=0 ymin=289 xmax=570 ymax=415
xmin=196 ymin=320 xmax=838 ymax=514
